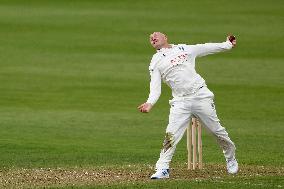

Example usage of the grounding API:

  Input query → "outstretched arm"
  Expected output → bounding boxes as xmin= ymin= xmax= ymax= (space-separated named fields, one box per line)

xmin=138 ymin=65 xmax=161 ymax=113
xmin=190 ymin=35 xmax=237 ymax=58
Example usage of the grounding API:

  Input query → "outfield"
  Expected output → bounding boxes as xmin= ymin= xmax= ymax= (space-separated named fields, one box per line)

xmin=0 ymin=0 xmax=283 ymax=188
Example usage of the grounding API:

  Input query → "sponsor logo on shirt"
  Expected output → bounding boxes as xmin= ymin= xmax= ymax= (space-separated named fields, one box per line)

xmin=170 ymin=53 xmax=188 ymax=65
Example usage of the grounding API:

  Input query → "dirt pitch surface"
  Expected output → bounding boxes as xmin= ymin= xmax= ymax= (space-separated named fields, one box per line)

xmin=0 ymin=164 xmax=283 ymax=188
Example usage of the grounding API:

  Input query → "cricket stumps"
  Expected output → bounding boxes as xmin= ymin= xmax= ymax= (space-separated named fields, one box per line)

xmin=187 ymin=118 xmax=203 ymax=170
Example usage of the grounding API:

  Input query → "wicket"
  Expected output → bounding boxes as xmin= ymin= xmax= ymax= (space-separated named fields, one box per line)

xmin=187 ymin=118 xmax=203 ymax=170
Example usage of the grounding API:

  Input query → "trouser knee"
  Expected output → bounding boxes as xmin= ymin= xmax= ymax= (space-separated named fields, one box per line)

xmin=162 ymin=132 xmax=174 ymax=153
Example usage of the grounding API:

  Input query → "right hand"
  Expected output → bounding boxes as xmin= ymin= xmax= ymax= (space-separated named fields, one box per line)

xmin=138 ymin=103 xmax=153 ymax=113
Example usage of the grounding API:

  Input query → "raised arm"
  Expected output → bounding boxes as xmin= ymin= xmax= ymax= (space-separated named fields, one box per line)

xmin=189 ymin=36 xmax=236 ymax=58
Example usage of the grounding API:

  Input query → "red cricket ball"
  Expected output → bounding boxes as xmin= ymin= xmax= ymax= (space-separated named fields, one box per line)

xmin=229 ymin=35 xmax=236 ymax=42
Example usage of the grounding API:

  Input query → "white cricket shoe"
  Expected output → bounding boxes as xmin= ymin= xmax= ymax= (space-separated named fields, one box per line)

xmin=226 ymin=158 xmax=238 ymax=174
xmin=150 ymin=169 xmax=170 ymax=179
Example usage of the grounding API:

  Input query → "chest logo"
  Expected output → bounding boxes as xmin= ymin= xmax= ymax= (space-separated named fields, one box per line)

xmin=170 ymin=53 xmax=188 ymax=65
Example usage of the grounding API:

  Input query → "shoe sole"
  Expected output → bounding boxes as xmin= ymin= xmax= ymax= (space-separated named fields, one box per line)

xmin=151 ymin=176 xmax=169 ymax=179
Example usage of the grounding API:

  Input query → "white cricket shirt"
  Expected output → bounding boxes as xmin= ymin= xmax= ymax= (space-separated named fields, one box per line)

xmin=146 ymin=41 xmax=233 ymax=105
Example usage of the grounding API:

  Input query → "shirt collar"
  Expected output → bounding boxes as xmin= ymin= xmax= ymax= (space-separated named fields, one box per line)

xmin=157 ymin=44 xmax=175 ymax=52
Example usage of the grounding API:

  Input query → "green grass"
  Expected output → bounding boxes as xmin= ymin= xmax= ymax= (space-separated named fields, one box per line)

xmin=0 ymin=0 xmax=283 ymax=188
xmin=58 ymin=176 xmax=284 ymax=189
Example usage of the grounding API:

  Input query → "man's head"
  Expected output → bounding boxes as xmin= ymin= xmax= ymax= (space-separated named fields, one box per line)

xmin=149 ymin=32 xmax=169 ymax=50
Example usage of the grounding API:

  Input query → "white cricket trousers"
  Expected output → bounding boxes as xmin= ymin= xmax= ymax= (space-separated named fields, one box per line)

xmin=155 ymin=87 xmax=236 ymax=170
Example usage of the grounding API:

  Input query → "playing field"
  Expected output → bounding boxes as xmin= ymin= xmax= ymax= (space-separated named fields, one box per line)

xmin=0 ymin=0 xmax=283 ymax=188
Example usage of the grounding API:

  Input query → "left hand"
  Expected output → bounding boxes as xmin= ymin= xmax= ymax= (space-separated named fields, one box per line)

xmin=138 ymin=103 xmax=153 ymax=113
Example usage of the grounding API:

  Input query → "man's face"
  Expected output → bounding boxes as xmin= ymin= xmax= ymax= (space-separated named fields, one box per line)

xmin=149 ymin=32 xmax=167 ymax=49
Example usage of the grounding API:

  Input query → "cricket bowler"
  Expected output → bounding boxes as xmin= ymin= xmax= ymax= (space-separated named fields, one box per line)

xmin=138 ymin=32 xmax=238 ymax=179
